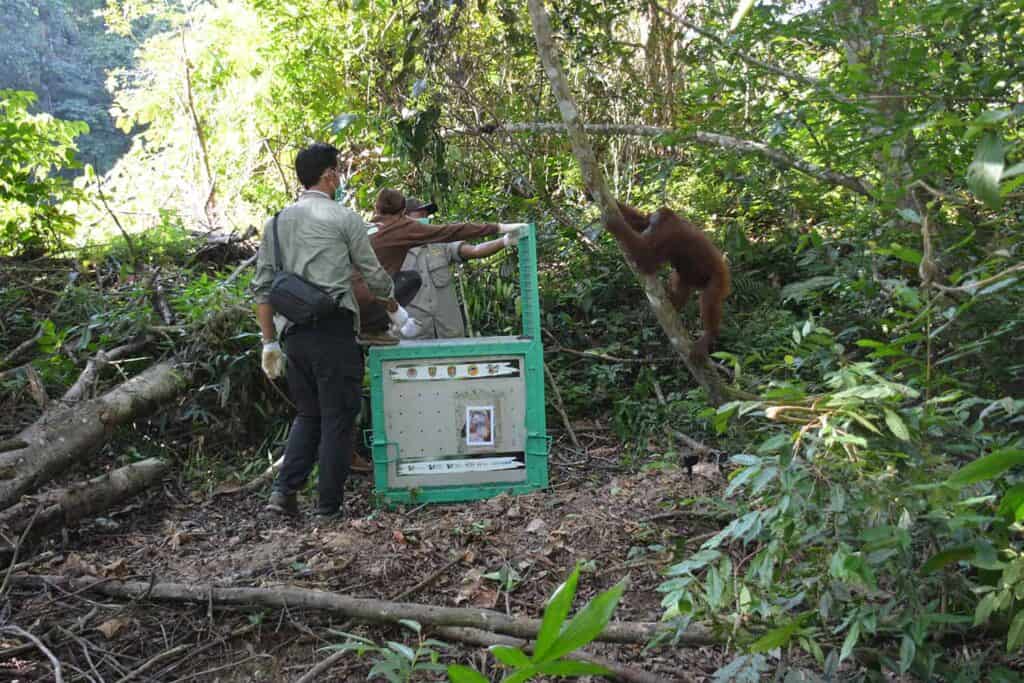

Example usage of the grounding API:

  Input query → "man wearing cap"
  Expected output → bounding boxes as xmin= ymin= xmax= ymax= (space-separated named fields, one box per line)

xmin=352 ymin=188 xmax=526 ymax=343
xmin=400 ymin=197 xmax=515 ymax=339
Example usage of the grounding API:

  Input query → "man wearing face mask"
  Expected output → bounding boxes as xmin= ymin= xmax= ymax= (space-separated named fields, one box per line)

xmin=400 ymin=197 xmax=517 ymax=339
xmin=251 ymin=143 xmax=396 ymax=518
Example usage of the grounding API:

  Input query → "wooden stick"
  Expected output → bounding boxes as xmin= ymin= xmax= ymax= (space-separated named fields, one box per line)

xmin=62 ymin=337 xmax=151 ymax=404
xmin=543 ymin=362 xmax=580 ymax=449
xmin=12 ymin=574 xmax=716 ymax=647
xmin=0 ymin=625 xmax=63 ymax=682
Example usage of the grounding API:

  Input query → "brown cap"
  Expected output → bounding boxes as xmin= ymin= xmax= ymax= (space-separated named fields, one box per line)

xmin=405 ymin=197 xmax=438 ymax=215
xmin=374 ymin=188 xmax=406 ymax=215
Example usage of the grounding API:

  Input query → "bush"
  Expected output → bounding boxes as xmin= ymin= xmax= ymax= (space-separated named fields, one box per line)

xmin=0 ymin=89 xmax=88 ymax=256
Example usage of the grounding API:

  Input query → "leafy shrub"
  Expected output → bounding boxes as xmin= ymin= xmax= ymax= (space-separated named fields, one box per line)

xmin=0 ymin=90 xmax=88 ymax=256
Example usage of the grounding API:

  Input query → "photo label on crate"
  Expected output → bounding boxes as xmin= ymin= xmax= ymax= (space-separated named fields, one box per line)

xmin=466 ymin=406 xmax=495 ymax=446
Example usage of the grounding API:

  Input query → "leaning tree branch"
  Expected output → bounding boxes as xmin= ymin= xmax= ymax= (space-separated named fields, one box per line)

xmin=10 ymin=574 xmax=717 ymax=647
xmin=527 ymin=0 xmax=725 ymax=404
xmin=456 ymin=122 xmax=874 ymax=198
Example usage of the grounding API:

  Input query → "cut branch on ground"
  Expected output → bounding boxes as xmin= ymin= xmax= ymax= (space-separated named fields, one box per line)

xmin=0 ymin=360 xmax=191 ymax=511
xmin=10 ymin=574 xmax=717 ymax=647
xmin=0 ymin=458 xmax=168 ymax=545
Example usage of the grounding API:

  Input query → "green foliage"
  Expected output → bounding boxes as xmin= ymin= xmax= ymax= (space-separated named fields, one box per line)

xmin=0 ymin=90 xmax=87 ymax=255
xmin=447 ymin=565 xmax=624 ymax=682
xmin=326 ymin=620 xmax=449 ymax=683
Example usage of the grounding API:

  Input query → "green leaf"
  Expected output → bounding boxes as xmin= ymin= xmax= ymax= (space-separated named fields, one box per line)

xmin=921 ymin=546 xmax=973 ymax=574
xmin=535 ymin=660 xmax=611 ymax=676
xmin=533 ymin=567 xmax=580 ymax=660
xmin=997 ymin=484 xmax=1024 ymax=522
xmin=447 ymin=664 xmax=489 ymax=683
xmin=974 ymin=592 xmax=998 ymax=626
xmin=899 ymin=635 xmax=916 ymax=673
xmin=883 ymin=409 xmax=910 ymax=441
xmin=730 ymin=0 xmax=757 ymax=31
xmin=386 ymin=641 xmax=416 ymax=662
xmin=488 ymin=645 xmax=530 ymax=667
xmin=368 ymin=661 xmax=402 ymax=683
xmin=1008 ymin=611 xmax=1024 ymax=652
xmin=948 ymin=449 xmax=1024 ymax=487
xmin=538 ymin=578 xmax=627 ymax=664
xmin=499 ymin=670 xmax=536 ymax=683
xmin=398 ymin=619 xmax=421 ymax=634
xmin=966 ymin=132 xmax=1006 ymax=209
xmin=1002 ymin=162 xmax=1024 ymax=180
xmin=840 ymin=621 xmax=860 ymax=661
xmin=749 ymin=621 xmax=800 ymax=653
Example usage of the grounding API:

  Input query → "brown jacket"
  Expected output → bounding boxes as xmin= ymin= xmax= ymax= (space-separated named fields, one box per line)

xmin=353 ymin=214 xmax=499 ymax=310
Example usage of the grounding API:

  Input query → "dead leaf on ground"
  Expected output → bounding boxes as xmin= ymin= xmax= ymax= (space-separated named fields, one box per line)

xmin=100 ymin=558 xmax=129 ymax=578
xmin=525 ymin=518 xmax=547 ymax=534
xmin=61 ymin=553 xmax=99 ymax=577
xmin=168 ymin=529 xmax=191 ymax=551
xmin=454 ymin=568 xmax=499 ymax=608
xmin=96 ymin=617 xmax=131 ymax=640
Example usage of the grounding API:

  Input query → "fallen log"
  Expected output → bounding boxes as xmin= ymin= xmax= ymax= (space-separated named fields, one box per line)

xmin=434 ymin=626 xmax=679 ymax=683
xmin=0 ymin=458 xmax=168 ymax=540
xmin=0 ymin=361 xmax=190 ymax=510
xmin=61 ymin=337 xmax=152 ymax=404
xmin=10 ymin=575 xmax=716 ymax=647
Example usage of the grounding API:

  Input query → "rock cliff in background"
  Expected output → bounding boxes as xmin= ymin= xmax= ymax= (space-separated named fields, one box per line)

xmin=0 ymin=0 xmax=133 ymax=173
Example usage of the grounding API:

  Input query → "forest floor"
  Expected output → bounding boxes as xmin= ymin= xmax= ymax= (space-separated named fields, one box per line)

xmin=3 ymin=432 xmax=728 ymax=682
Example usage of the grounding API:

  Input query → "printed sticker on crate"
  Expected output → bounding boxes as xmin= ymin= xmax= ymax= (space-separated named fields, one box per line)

xmin=389 ymin=361 xmax=519 ymax=381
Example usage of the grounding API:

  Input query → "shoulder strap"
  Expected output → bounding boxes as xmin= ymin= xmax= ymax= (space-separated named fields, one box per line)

xmin=271 ymin=211 xmax=283 ymax=272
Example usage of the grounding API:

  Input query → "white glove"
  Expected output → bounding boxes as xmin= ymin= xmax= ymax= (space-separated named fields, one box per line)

xmin=498 ymin=222 xmax=529 ymax=233
xmin=502 ymin=232 xmax=520 ymax=248
xmin=399 ymin=318 xmax=423 ymax=338
xmin=387 ymin=305 xmax=410 ymax=328
xmin=262 ymin=341 xmax=284 ymax=379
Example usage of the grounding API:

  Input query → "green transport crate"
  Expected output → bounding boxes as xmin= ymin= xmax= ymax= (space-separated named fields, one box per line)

xmin=367 ymin=224 xmax=548 ymax=507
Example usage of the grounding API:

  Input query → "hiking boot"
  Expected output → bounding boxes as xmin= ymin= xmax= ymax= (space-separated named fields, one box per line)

xmin=350 ymin=452 xmax=373 ymax=475
xmin=265 ymin=491 xmax=299 ymax=516
xmin=312 ymin=505 xmax=343 ymax=520
xmin=357 ymin=330 xmax=399 ymax=346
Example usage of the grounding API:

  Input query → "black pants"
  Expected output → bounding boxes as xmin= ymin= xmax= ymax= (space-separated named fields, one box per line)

xmin=361 ymin=270 xmax=422 ymax=332
xmin=274 ymin=312 xmax=362 ymax=511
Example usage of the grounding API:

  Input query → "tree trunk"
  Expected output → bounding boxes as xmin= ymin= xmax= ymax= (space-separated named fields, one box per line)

xmin=0 ymin=361 xmax=189 ymax=511
xmin=526 ymin=0 xmax=725 ymax=404
xmin=0 ymin=458 xmax=168 ymax=541
xmin=11 ymin=575 xmax=717 ymax=647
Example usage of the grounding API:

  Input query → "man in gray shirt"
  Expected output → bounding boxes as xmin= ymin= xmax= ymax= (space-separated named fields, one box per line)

xmin=400 ymin=197 xmax=515 ymax=338
xmin=251 ymin=143 xmax=395 ymax=517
